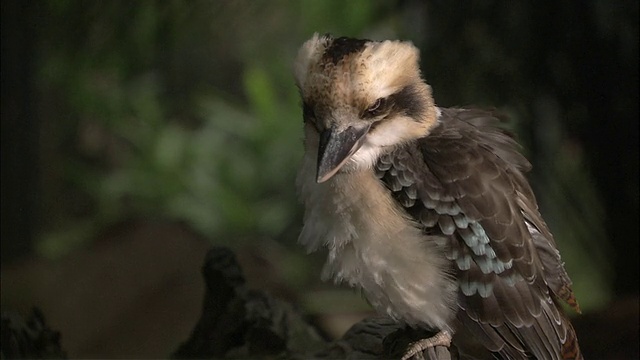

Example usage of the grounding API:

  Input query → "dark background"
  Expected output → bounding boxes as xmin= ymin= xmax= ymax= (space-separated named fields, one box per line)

xmin=2 ymin=0 xmax=638 ymax=357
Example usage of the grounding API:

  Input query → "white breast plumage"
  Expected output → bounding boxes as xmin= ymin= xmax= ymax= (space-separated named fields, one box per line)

xmin=297 ymin=148 xmax=457 ymax=330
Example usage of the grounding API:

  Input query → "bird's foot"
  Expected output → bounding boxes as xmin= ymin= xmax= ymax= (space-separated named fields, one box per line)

xmin=401 ymin=330 xmax=452 ymax=360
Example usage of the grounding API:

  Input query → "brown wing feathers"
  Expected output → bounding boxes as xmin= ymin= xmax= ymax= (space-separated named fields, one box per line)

xmin=375 ymin=108 xmax=581 ymax=359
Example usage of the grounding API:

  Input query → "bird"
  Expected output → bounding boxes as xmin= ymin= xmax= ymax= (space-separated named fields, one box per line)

xmin=294 ymin=33 xmax=582 ymax=359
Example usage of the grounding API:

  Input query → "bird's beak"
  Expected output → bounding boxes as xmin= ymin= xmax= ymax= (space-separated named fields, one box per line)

xmin=316 ymin=124 xmax=370 ymax=183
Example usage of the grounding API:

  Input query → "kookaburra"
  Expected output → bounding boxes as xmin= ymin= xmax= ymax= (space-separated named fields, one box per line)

xmin=294 ymin=34 xmax=582 ymax=359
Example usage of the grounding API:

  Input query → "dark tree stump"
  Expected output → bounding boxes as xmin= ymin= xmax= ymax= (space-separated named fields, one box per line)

xmin=173 ymin=246 xmax=451 ymax=359
xmin=1 ymin=308 xmax=67 ymax=359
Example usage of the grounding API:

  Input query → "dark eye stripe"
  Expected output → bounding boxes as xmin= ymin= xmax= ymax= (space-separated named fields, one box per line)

xmin=362 ymin=84 xmax=424 ymax=121
xmin=388 ymin=84 xmax=425 ymax=119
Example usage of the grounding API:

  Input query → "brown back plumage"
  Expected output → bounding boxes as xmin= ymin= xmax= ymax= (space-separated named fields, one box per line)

xmin=376 ymin=108 xmax=582 ymax=359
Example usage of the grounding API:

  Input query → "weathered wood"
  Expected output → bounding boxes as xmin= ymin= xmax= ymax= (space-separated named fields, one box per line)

xmin=173 ymin=246 xmax=451 ymax=359
xmin=1 ymin=308 xmax=67 ymax=359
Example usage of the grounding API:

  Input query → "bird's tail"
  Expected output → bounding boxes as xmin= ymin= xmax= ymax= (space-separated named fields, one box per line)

xmin=561 ymin=314 xmax=583 ymax=360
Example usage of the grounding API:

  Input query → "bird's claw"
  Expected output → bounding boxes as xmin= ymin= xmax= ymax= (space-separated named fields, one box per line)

xmin=401 ymin=330 xmax=452 ymax=360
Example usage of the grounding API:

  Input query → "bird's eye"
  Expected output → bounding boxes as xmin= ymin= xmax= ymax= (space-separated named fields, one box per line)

xmin=366 ymin=98 xmax=386 ymax=117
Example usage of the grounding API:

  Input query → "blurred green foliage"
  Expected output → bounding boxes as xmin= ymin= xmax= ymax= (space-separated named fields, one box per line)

xmin=37 ymin=0 xmax=388 ymax=255
xmin=31 ymin=0 xmax=630 ymax=313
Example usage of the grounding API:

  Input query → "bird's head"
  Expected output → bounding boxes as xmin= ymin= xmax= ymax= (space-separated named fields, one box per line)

xmin=294 ymin=33 xmax=439 ymax=183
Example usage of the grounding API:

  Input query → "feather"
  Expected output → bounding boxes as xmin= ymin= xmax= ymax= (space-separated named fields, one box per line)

xmin=376 ymin=108 xmax=581 ymax=359
xmin=297 ymin=35 xmax=581 ymax=359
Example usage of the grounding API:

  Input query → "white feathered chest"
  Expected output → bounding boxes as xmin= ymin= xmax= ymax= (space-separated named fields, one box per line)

xmin=297 ymin=148 xmax=457 ymax=330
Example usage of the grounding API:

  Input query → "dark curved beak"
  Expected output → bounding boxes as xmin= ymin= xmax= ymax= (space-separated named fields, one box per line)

xmin=316 ymin=124 xmax=370 ymax=183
